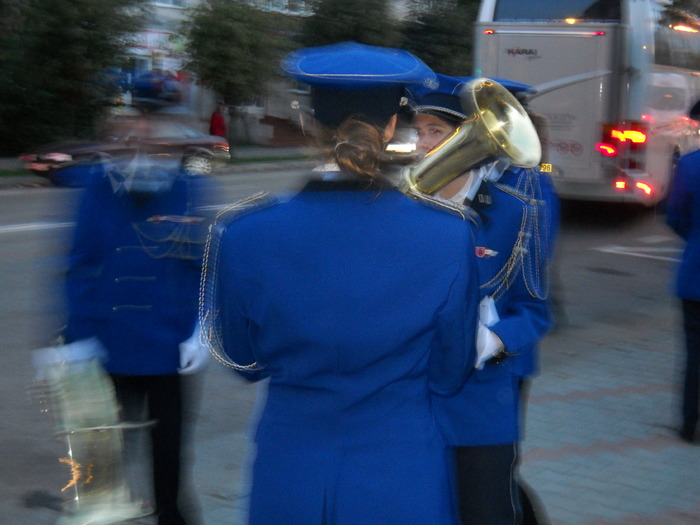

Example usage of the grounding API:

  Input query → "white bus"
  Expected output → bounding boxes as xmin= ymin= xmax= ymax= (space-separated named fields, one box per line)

xmin=473 ymin=0 xmax=700 ymax=205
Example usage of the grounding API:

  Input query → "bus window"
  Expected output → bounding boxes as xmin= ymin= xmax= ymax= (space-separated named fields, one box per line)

xmin=493 ymin=0 xmax=621 ymax=21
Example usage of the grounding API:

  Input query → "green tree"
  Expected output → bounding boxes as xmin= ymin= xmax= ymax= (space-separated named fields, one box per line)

xmin=183 ymin=1 xmax=295 ymax=109
xmin=661 ymin=0 xmax=700 ymax=25
xmin=401 ymin=0 xmax=481 ymax=76
xmin=301 ymin=0 xmax=402 ymax=47
xmin=0 ymin=0 xmax=147 ymax=155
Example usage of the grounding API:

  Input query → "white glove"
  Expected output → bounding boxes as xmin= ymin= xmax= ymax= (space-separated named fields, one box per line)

xmin=32 ymin=337 xmax=107 ymax=380
xmin=475 ymin=322 xmax=505 ymax=370
xmin=479 ymin=295 xmax=499 ymax=326
xmin=475 ymin=295 xmax=504 ymax=369
xmin=178 ymin=323 xmax=209 ymax=375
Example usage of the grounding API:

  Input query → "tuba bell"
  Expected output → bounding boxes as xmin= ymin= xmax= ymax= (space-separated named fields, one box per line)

xmin=401 ymin=78 xmax=541 ymax=196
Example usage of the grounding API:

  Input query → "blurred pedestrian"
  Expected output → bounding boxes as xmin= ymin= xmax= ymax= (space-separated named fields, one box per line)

xmin=666 ymin=146 xmax=700 ymax=444
xmin=200 ymin=42 xmax=479 ymax=525
xmin=61 ymin=150 xmax=212 ymax=525
xmin=209 ymin=103 xmax=227 ymax=138
xmin=409 ymin=74 xmax=559 ymax=524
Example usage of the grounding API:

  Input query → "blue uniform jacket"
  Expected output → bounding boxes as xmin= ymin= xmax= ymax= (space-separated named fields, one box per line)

xmin=666 ymin=150 xmax=700 ymax=301
xmin=64 ymin=172 xmax=211 ymax=375
xmin=202 ymin=178 xmax=479 ymax=524
xmin=433 ymin=168 xmax=560 ymax=446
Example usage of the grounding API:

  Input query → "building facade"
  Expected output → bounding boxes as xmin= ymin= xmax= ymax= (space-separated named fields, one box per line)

xmin=129 ymin=0 xmax=411 ymax=145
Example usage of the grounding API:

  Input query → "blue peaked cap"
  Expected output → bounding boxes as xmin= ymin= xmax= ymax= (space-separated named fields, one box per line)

xmin=281 ymin=41 xmax=436 ymax=88
xmin=281 ymin=41 xmax=437 ymax=128
xmin=408 ymin=73 xmax=534 ymax=123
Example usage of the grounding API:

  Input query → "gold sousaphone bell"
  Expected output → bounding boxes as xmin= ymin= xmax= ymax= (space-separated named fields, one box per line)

xmin=402 ymin=78 xmax=542 ymax=196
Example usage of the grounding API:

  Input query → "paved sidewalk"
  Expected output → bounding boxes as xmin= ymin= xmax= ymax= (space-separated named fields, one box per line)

xmin=3 ymin=164 xmax=699 ymax=525
xmin=515 ymin=225 xmax=700 ymax=525
xmin=521 ymin=327 xmax=699 ymax=524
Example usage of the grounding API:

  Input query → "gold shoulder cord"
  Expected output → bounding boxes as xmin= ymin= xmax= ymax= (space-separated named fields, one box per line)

xmin=198 ymin=192 xmax=275 ymax=372
xmin=484 ymin=169 xmax=550 ymax=302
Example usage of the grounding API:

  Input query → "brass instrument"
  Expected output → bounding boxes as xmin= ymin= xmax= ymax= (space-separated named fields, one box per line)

xmin=31 ymin=350 xmax=152 ymax=525
xmin=402 ymin=78 xmax=541 ymax=197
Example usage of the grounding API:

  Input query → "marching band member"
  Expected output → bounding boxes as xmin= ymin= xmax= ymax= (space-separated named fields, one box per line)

xmin=666 ymin=140 xmax=700 ymax=445
xmin=62 ymin=150 xmax=212 ymax=525
xmin=200 ymin=42 xmax=479 ymax=525
xmin=410 ymin=74 xmax=560 ymax=525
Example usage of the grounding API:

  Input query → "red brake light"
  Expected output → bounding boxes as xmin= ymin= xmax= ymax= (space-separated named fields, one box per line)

xmin=599 ymin=121 xmax=649 ymax=158
xmin=596 ymin=143 xmax=617 ymax=156
xmin=635 ymin=182 xmax=653 ymax=196
xmin=483 ymin=29 xmax=495 ymax=34
xmin=610 ymin=129 xmax=647 ymax=144
xmin=613 ymin=179 xmax=654 ymax=197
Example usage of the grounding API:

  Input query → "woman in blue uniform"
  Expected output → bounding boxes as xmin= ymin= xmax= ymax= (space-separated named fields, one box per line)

xmin=200 ymin=43 xmax=480 ymax=525
xmin=410 ymin=74 xmax=559 ymax=524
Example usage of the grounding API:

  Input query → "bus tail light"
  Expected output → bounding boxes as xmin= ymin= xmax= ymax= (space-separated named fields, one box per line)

xmin=613 ymin=177 xmax=654 ymax=198
xmin=600 ymin=122 xmax=648 ymax=148
xmin=596 ymin=143 xmax=617 ymax=156
xmin=635 ymin=181 xmax=653 ymax=196
xmin=599 ymin=121 xmax=649 ymax=170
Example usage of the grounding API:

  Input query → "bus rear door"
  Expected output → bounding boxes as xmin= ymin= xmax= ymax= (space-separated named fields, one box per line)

xmin=474 ymin=23 xmax=623 ymax=201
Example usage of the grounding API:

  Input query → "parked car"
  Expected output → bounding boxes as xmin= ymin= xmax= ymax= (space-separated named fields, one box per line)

xmin=131 ymin=70 xmax=183 ymax=112
xmin=20 ymin=117 xmax=230 ymax=187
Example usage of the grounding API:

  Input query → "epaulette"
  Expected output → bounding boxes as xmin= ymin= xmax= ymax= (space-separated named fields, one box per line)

xmin=494 ymin=168 xmax=546 ymax=207
xmin=211 ymin=191 xmax=280 ymax=226
xmin=402 ymin=187 xmax=479 ymax=225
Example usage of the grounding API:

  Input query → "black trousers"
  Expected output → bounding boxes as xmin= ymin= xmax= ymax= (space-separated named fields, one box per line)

xmin=454 ymin=443 xmax=548 ymax=525
xmin=454 ymin=443 xmax=522 ymax=525
xmin=111 ymin=374 xmax=192 ymax=525
xmin=682 ymin=299 xmax=700 ymax=437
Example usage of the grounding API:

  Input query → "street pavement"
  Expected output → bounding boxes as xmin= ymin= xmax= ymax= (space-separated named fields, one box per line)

xmin=2 ymin=150 xmax=699 ymax=525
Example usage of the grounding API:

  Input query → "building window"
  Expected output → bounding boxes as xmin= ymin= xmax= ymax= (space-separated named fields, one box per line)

xmin=151 ymin=0 xmax=188 ymax=8
xmin=258 ymin=0 xmax=310 ymax=14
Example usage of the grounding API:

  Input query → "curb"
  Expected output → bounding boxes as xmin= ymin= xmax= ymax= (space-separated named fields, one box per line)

xmin=0 ymin=158 xmax=319 ymax=190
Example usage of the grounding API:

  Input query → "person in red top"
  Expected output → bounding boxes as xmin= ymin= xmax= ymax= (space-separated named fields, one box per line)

xmin=209 ymin=103 xmax=227 ymax=138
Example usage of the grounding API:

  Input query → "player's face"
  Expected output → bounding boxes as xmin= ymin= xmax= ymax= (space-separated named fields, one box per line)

xmin=413 ymin=114 xmax=456 ymax=154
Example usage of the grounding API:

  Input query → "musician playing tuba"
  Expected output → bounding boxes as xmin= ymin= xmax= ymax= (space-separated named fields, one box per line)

xmin=408 ymin=74 xmax=560 ymax=525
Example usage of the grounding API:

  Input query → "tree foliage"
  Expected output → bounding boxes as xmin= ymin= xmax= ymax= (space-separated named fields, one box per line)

xmin=0 ymin=0 xmax=147 ymax=155
xmin=182 ymin=0 xmax=298 ymax=108
xmin=661 ymin=0 xmax=700 ymax=25
xmin=301 ymin=0 xmax=401 ymax=47
xmin=400 ymin=0 xmax=481 ymax=76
